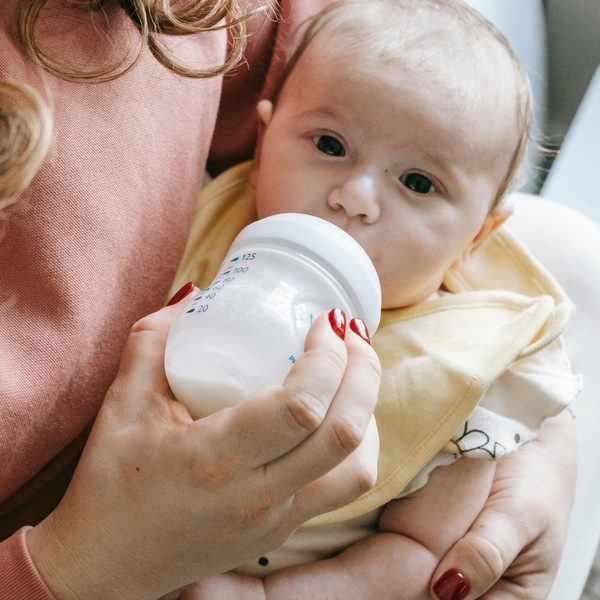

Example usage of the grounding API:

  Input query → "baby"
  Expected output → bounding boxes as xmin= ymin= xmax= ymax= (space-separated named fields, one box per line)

xmin=169 ymin=0 xmax=581 ymax=597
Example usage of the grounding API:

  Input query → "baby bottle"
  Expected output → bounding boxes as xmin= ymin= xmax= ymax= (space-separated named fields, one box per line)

xmin=164 ymin=213 xmax=381 ymax=418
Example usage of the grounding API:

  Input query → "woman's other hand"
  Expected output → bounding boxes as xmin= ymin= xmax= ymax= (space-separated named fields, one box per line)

xmin=431 ymin=412 xmax=576 ymax=600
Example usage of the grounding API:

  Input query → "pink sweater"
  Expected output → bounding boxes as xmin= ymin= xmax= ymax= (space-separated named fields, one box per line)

xmin=0 ymin=0 xmax=327 ymax=595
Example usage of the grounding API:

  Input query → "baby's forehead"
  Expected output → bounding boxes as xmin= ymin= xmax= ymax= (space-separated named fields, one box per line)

xmin=311 ymin=6 xmax=514 ymax=92
xmin=292 ymin=3 xmax=523 ymax=140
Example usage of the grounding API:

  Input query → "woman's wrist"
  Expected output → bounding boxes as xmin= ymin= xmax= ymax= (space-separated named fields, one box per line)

xmin=27 ymin=513 xmax=150 ymax=600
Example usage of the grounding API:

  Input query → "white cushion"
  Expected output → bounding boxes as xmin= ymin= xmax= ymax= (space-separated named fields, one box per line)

xmin=508 ymin=192 xmax=600 ymax=599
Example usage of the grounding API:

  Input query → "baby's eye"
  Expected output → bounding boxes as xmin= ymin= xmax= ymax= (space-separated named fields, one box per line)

xmin=315 ymin=135 xmax=346 ymax=157
xmin=400 ymin=173 xmax=436 ymax=194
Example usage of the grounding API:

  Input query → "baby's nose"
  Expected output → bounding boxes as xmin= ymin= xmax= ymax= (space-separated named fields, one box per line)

xmin=328 ymin=174 xmax=380 ymax=223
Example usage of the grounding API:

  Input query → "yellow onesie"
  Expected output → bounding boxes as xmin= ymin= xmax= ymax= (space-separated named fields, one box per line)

xmin=170 ymin=161 xmax=581 ymax=574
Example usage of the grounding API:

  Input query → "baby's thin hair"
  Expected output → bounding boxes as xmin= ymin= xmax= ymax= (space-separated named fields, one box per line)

xmin=275 ymin=0 xmax=534 ymax=203
xmin=0 ymin=80 xmax=52 ymax=215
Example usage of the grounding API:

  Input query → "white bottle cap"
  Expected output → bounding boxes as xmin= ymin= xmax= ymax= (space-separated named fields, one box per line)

xmin=230 ymin=213 xmax=381 ymax=333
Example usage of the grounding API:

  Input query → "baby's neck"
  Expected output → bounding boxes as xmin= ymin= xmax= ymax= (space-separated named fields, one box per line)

xmin=423 ymin=290 xmax=443 ymax=303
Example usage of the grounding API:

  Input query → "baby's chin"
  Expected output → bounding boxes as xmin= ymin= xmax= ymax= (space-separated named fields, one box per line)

xmin=380 ymin=288 xmax=443 ymax=311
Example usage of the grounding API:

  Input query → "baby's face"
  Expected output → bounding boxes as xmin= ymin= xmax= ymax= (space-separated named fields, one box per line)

xmin=252 ymin=37 xmax=514 ymax=309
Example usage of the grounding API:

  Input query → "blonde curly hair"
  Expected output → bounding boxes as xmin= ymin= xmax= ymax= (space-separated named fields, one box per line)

xmin=1 ymin=0 xmax=258 ymax=214
xmin=16 ymin=0 xmax=253 ymax=82
xmin=0 ymin=80 xmax=52 ymax=213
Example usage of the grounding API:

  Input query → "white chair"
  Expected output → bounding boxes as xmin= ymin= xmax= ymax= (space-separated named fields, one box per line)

xmin=511 ymin=64 xmax=600 ymax=600
xmin=509 ymin=193 xmax=600 ymax=600
xmin=467 ymin=5 xmax=600 ymax=597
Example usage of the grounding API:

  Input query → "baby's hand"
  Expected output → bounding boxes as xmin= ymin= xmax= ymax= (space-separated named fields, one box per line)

xmin=165 ymin=572 xmax=266 ymax=600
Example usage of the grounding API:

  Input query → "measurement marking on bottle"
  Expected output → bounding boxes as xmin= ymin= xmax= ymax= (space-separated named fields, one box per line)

xmin=187 ymin=304 xmax=209 ymax=314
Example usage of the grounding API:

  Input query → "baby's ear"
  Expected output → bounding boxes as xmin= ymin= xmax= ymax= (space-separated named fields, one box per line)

xmin=250 ymin=100 xmax=274 ymax=188
xmin=456 ymin=199 xmax=515 ymax=267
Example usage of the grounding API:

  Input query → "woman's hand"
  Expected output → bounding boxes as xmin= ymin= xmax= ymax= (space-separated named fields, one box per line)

xmin=27 ymin=294 xmax=381 ymax=600
xmin=431 ymin=411 xmax=577 ymax=600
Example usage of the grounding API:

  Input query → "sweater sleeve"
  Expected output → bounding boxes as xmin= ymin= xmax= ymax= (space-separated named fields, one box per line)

xmin=0 ymin=528 xmax=55 ymax=600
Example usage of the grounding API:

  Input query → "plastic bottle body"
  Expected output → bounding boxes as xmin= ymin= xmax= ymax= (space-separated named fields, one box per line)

xmin=165 ymin=214 xmax=381 ymax=418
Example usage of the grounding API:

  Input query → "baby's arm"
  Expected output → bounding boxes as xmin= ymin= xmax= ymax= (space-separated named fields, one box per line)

xmin=168 ymin=458 xmax=495 ymax=600
xmin=263 ymin=457 xmax=495 ymax=600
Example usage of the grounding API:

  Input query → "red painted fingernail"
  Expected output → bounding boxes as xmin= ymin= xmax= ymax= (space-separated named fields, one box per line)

xmin=433 ymin=569 xmax=470 ymax=600
xmin=349 ymin=318 xmax=371 ymax=345
xmin=328 ymin=308 xmax=346 ymax=340
xmin=167 ymin=281 xmax=195 ymax=306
